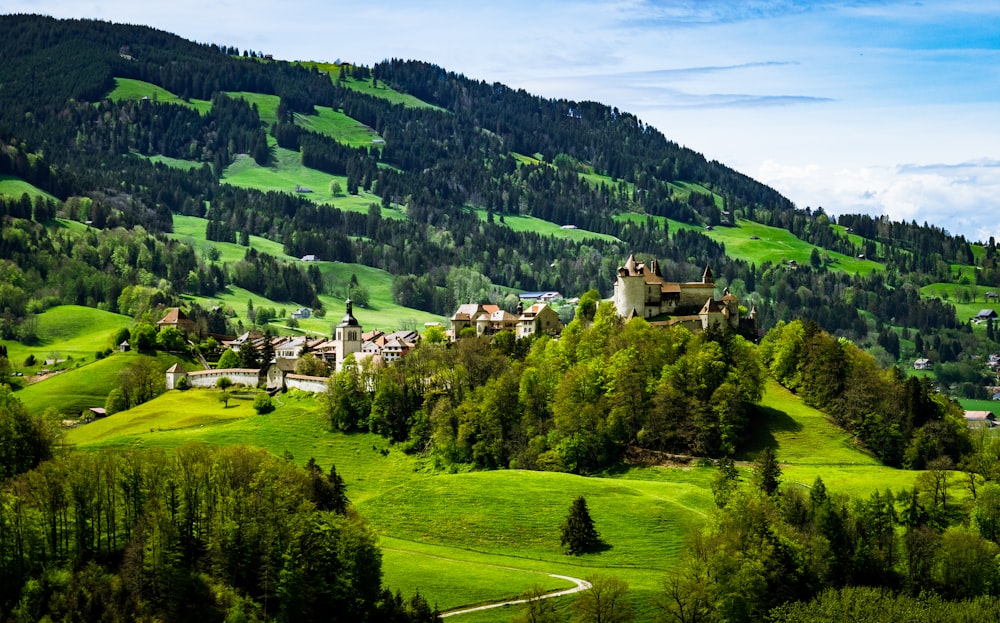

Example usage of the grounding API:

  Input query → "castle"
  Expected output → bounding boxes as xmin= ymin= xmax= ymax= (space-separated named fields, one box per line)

xmin=612 ymin=254 xmax=754 ymax=333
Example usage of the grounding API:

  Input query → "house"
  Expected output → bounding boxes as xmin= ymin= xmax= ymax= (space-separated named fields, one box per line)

xmin=300 ymin=254 xmax=318 ymax=262
xmin=517 ymin=302 xmax=562 ymax=338
xmin=449 ymin=304 xmax=500 ymax=339
xmin=963 ymin=410 xmax=996 ymax=429
xmin=157 ymin=307 xmax=197 ymax=337
xmin=119 ymin=340 xmax=130 ymax=353
xmin=291 ymin=307 xmax=312 ymax=320
xmin=274 ymin=336 xmax=307 ymax=360
xmin=986 ymin=292 xmax=999 ymax=301
xmin=975 ymin=309 xmax=999 ymax=322
xmin=520 ymin=291 xmax=562 ymax=302
xmin=913 ymin=358 xmax=932 ymax=370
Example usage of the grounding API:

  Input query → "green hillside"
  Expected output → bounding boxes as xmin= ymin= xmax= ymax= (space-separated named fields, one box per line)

xmin=0 ymin=175 xmax=58 ymax=202
xmin=62 ymin=378 xmax=926 ymax=619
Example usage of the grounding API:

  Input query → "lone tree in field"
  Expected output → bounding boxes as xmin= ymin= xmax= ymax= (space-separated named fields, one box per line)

xmin=561 ymin=496 xmax=600 ymax=555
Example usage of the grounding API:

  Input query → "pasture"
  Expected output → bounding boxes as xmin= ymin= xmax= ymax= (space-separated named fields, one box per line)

xmin=0 ymin=175 xmax=58 ymax=203
xmin=61 ymin=376 xmax=929 ymax=621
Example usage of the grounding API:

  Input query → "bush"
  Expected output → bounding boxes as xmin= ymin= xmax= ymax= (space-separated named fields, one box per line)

xmin=253 ymin=392 xmax=274 ymax=414
xmin=176 ymin=375 xmax=191 ymax=390
xmin=216 ymin=376 xmax=234 ymax=390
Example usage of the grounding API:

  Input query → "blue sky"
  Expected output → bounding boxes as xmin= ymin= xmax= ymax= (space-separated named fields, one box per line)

xmin=7 ymin=0 xmax=1000 ymax=241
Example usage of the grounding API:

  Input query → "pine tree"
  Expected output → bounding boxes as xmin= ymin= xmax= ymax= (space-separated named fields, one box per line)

xmin=560 ymin=496 xmax=600 ymax=555
xmin=753 ymin=447 xmax=781 ymax=496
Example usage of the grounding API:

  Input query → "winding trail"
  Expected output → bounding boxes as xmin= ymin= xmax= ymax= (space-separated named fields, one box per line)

xmin=439 ymin=574 xmax=591 ymax=618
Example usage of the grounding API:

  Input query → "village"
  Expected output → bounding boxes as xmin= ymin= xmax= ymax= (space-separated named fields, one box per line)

xmin=160 ymin=255 xmax=757 ymax=395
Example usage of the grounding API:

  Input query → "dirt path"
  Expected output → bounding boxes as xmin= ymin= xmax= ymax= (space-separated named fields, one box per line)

xmin=439 ymin=574 xmax=591 ymax=618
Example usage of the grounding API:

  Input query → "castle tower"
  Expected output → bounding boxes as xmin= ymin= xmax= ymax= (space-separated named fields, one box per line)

xmin=334 ymin=299 xmax=362 ymax=371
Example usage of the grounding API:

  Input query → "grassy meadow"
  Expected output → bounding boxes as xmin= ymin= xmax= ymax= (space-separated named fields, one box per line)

xmin=107 ymin=78 xmax=212 ymax=113
xmin=58 ymin=370 xmax=930 ymax=620
xmin=0 ymin=175 xmax=59 ymax=202
xmin=1 ymin=305 xmax=130 ymax=373
xmin=170 ymin=214 xmax=445 ymax=331
xmin=469 ymin=207 xmax=620 ymax=244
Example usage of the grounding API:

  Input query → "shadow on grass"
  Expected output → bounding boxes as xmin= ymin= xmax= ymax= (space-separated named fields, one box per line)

xmin=737 ymin=405 xmax=803 ymax=459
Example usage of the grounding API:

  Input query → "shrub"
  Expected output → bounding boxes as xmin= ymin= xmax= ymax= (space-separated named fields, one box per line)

xmin=253 ymin=392 xmax=274 ymax=414
xmin=216 ymin=376 xmax=233 ymax=390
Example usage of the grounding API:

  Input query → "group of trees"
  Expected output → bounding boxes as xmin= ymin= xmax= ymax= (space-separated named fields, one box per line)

xmin=662 ymin=457 xmax=1000 ymax=623
xmin=326 ymin=304 xmax=764 ymax=472
xmin=760 ymin=320 xmax=971 ymax=468
xmin=0 ymin=439 xmax=437 ymax=622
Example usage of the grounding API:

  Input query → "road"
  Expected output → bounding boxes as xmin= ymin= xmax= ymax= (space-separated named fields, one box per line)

xmin=440 ymin=574 xmax=592 ymax=618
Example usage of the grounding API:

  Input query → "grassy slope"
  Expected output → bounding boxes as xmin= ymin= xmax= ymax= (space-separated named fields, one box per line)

xmin=108 ymin=78 xmax=212 ymax=113
xmin=64 ymin=378 xmax=923 ymax=620
xmin=2 ymin=305 xmax=131 ymax=373
xmin=170 ymin=215 xmax=445 ymax=330
xmin=0 ymin=175 xmax=59 ymax=202
xmin=469 ymin=207 xmax=620 ymax=244
xmin=16 ymin=350 xmax=190 ymax=417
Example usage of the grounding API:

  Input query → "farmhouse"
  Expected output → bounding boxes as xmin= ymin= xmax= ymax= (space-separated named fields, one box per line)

xmin=913 ymin=358 xmax=932 ymax=370
xmin=974 ymin=309 xmax=999 ymax=322
xmin=157 ymin=307 xmax=197 ymax=337
xmin=963 ymin=410 xmax=996 ymax=429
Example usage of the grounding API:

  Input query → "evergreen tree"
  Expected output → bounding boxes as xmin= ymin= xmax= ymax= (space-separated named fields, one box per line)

xmin=753 ymin=447 xmax=781 ymax=496
xmin=560 ymin=496 xmax=600 ymax=555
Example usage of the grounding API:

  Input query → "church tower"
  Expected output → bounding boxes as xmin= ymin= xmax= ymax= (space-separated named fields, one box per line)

xmin=334 ymin=299 xmax=362 ymax=371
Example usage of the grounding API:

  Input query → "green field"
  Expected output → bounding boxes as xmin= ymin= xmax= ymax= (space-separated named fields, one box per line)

xmin=294 ymin=105 xmax=384 ymax=148
xmin=16 ymin=350 xmax=190 ymax=417
xmin=60 ymin=375 xmax=928 ymax=620
xmin=299 ymin=65 xmax=443 ymax=110
xmin=221 ymin=147 xmax=407 ymax=218
xmin=615 ymin=215 xmax=885 ymax=276
xmin=170 ymin=214 xmax=445 ymax=331
xmin=920 ymin=283 xmax=999 ymax=327
xmin=107 ymin=77 xmax=212 ymax=113
xmin=471 ymin=207 xmax=620 ymax=243
xmin=1 ymin=305 xmax=130 ymax=374
xmin=0 ymin=175 xmax=58 ymax=203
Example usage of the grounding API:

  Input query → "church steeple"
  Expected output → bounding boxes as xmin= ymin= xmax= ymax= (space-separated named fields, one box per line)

xmin=702 ymin=264 xmax=714 ymax=284
xmin=335 ymin=298 xmax=362 ymax=370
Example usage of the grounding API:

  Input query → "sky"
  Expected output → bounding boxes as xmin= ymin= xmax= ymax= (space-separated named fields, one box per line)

xmin=6 ymin=0 xmax=1000 ymax=242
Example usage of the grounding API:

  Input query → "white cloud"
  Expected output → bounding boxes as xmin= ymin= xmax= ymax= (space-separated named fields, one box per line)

xmin=759 ymin=159 xmax=1000 ymax=243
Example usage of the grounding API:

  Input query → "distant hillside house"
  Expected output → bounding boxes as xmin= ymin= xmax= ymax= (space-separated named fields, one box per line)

xmin=913 ymin=358 xmax=932 ymax=370
xmin=300 ymin=254 xmax=318 ymax=262
xmin=520 ymin=291 xmax=562 ymax=302
xmin=291 ymin=307 xmax=312 ymax=320
xmin=975 ymin=309 xmax=999 ymax=322
xmin=157 ymin=307 xmax=197 ymax=336
xmin=964 ymin=410 xmax=996 ymax=429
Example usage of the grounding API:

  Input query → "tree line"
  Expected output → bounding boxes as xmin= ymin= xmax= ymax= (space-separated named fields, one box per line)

xmin=0 ymin=431 xmax=438 ymax=622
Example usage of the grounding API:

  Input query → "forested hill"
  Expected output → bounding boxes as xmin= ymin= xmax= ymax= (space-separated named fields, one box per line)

xmin=0 ymin=14 xmax=994 ymax=371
